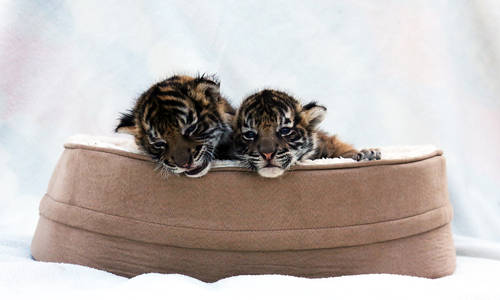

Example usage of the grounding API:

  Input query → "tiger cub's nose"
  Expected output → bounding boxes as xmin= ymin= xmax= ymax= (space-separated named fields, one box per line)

xmin=260 ymin=151 xmax=275 ymax=161
xmin=259 ymin=137 xmax=276 ymax=161
xmin=172 ymin=152 xmax=193 ymax=169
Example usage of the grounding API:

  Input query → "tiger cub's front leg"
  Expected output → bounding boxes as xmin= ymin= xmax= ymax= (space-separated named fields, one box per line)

xmin=314 ymin=131 xmax=381 ymax=161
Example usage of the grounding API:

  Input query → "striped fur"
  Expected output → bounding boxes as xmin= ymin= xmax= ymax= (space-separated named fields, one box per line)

xmin=116 ymin=75 xmax=235 ymax=177
xmin=232 ymin=89 xmax=381 ymax=178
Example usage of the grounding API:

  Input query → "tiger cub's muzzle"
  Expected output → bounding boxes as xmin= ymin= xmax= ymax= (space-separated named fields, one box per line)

xmin=162 ymin=138 xmax=208 ymax=177
xmin=252 ymin=136 xmax=291 ymax=178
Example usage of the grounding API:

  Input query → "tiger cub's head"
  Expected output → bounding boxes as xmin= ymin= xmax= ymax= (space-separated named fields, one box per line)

xmin=116 ymin=75 xmax=234 ymax=177
xmin=233 ymin=89 xmax=326 ymax=178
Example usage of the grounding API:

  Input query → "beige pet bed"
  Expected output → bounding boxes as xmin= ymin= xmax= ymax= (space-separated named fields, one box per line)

xmin=31 ymin=135 xmax=456 ymax=282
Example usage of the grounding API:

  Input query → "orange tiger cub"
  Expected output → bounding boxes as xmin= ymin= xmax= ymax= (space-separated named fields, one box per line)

xmin=231 ymin=89 xmax=380 ymax=178
xmin=116 ymin=75 xmax=235 ymax=177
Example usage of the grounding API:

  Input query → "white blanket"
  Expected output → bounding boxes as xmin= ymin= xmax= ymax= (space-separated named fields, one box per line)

xmin=1 ymin=233 xmax=499 ymax=300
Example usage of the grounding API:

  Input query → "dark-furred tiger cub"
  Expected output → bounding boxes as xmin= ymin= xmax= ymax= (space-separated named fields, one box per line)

xmin=116 ymin=75 xmax=234 ymax=177
xmin=231 ymin=89 xmax=381 ymax=178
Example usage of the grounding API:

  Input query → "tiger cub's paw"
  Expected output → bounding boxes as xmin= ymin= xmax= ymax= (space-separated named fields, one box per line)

xmin=354 ymin=148 xmax=381 ymax=161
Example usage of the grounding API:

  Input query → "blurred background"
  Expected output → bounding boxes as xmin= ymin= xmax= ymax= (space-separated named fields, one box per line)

xmin=1 ymin=0 xmax=499 ymax=242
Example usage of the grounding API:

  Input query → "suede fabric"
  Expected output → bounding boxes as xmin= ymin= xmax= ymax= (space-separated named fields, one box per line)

xmin=31 ymin=143 xmax=456 ymax=282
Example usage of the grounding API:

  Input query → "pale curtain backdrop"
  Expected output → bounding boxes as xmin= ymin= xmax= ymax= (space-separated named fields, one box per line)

xmin=1 ymin=0 xmax=499 ymax=243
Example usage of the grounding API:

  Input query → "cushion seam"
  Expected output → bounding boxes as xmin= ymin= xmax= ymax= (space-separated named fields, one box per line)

xmin=42 ymin=193 xmax=451 ymax=233
xmin=35 ymin=215 xmax=452 ymax=252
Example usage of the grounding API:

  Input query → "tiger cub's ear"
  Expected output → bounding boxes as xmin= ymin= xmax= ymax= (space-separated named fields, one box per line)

xmin=301 ymin=102 xmax=326 ymax=130
xmin=115 ymin=111 xmax=138 ymax=135
xmin=195 ymin=80 xmax=222 ymax=107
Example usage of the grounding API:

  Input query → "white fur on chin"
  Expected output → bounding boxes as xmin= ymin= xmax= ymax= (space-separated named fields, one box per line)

xmin=184 ymin=162 xmax=212 ymax=178
xmin=257 ymin=167 xmax=285 ymax=178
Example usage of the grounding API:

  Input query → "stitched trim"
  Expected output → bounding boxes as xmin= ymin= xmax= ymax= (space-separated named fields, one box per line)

xmin=42 ymin=193 xmax=450 ymax=233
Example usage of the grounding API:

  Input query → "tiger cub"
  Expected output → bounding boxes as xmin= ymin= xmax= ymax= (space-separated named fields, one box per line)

xmin=232 ymin=89 xmax=381 ymax=178
xmin=116 ymin=75 xmax=235 ymax=177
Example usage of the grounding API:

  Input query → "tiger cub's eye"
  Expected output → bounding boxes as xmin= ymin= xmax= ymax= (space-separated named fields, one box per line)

xmin=152 ymin=141 xmax=167 ymax=149
xmin=242 ymin=131 xmax=257 ymax=140
xmin=278 ymin=127 xmax=293 ymax=136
